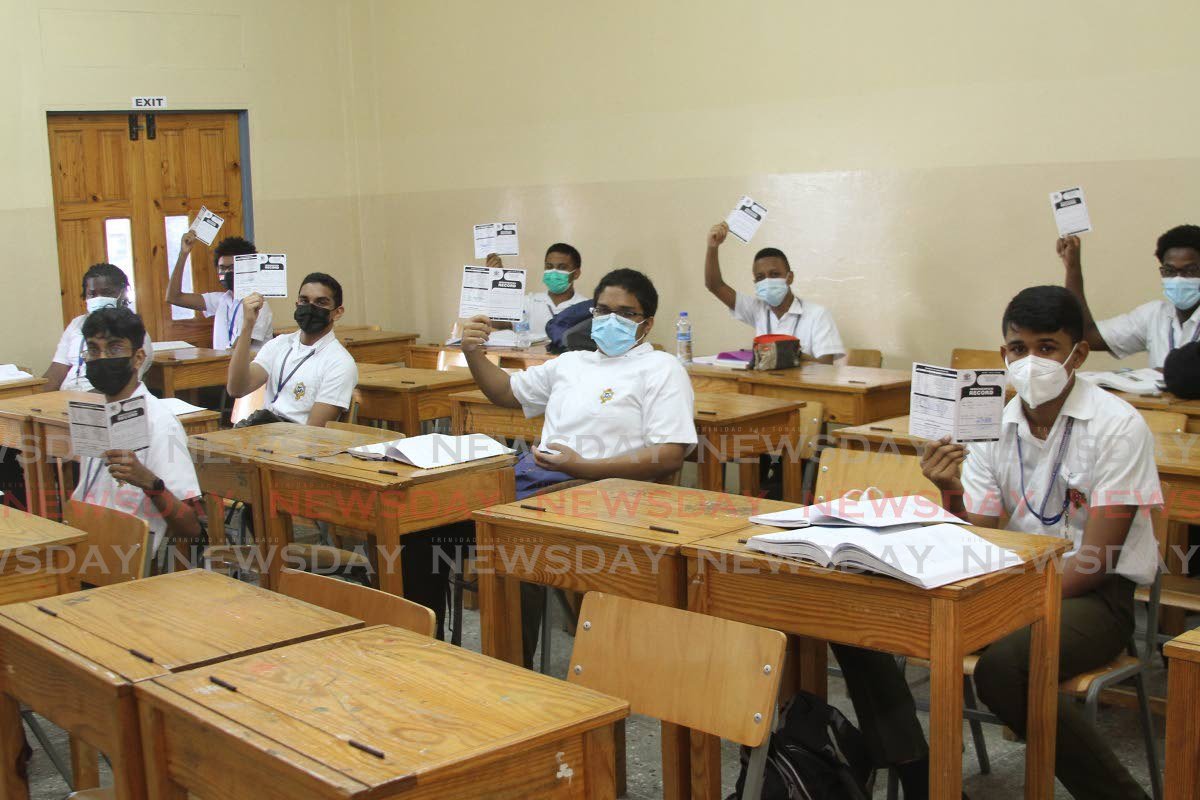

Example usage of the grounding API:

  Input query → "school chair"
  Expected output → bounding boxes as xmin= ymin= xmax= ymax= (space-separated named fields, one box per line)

xmin=949 ymin=348 xmax=1005 ymax=371
xmin=276 ymin=567 xmax=436 ymax=636
xmin=811 ymin=446 xmax=939 ymax=506
xmin=1138 ymin=409 xmax=1188 ymax=434
xmin=568 ymin=591 xmax=787 ymax=800
xmin=836 ymin=349 xmax=883 ymax=368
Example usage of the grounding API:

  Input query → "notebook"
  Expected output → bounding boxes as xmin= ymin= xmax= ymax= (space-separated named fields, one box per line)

xmin=1077 ymin=369 xmax=1164 ymax=396
xmin=748 ymin=494 xmax=966 ymax=529
xmin=347 ymin=433 xmax=514 ymax=469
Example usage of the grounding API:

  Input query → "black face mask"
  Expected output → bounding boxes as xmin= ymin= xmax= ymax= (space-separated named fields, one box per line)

xmin=219 ymin=272 xmax=234 ymax=292
xmin=85 ymin=357 xmax=135 ymax=396
xmin=293 ymin=304 xmax=332 ymax=335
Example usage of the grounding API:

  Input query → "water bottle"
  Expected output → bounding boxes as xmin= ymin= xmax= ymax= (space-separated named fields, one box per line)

xmin=675 ymin=311 xmax=693 ymax=365
xmin=514 ymin=310 xmax=532 ymax=349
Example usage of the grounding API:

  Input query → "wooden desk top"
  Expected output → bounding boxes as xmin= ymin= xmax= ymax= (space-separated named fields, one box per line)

xmin=833 ymin=415 xmax=925 ymax=447
xmin=355 ymin=366 xmax=476 ymax=392
xmin=189 ymin=422 xmax=393 ymax=460
xmin=149 ymin=347 xmax=231 ymax=364
xmin=0 ymin=506 xmax=86 ymax=554
xmin=337 ymin=330 xmax=419 ymax=346
xmin=1164 ymin=627 xmax=1200 ymax=664
xmin=140 ymin=625 xmax=627 ymax=794
xmin=1152 ymin=431 xmax=1200 ymax=478
xmin=0 ymin=376 xmax=47 ymax=393
xmin=0 ymin=569 xmax=359 ymax=680
xmin=0 ymin=389 xmax=219 ymax=428
xmin=266 ymin=448 xmax=518 ymax=489
xmin=735 ymin=364 xmax=912 ymax=393
xmin=450 ymin=389 xmax=800 ymax=426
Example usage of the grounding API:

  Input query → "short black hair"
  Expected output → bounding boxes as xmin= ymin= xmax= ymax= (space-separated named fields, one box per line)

xmin=753 ymin=247 xmax=791 ymax=270
xmin=80 ymin=263 xmax=128 ymax=295
xmin=300 ymin=272 xmax=343 ymax=308
xmin=1001 ymin=285 xmax=1084 ymax=343
xmin=593 ymin=268 xmax=658 ymax=318
xmin=545 ymin=243 xmax=581 ymax=270
xmin=81 ymin=306 xmax=145 ymax=349
xmin=1165 ymin=342 xmax=1200 ymax=399
xmin=1155 ymin=225 xmax=1200 ymax=263
xmin=212 ymin=236 xmax=257 ymax=268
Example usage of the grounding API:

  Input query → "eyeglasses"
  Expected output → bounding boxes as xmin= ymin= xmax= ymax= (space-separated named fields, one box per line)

xmin=592 ymin=305 xmax=646 ymax=322
xmin=83 ymin=346 xmax=133 ymax=361
xmin=1160 ymin=266 xmax=1200 ymax=279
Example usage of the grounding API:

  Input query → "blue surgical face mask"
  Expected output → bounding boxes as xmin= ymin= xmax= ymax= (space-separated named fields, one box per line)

xmin=590 ymin=313 xmax=643 ymax=357
xmin=1163 ymin=277 xmax=1200 ymax=311
xmin=754 ymin=277 xmax=790 ymax=307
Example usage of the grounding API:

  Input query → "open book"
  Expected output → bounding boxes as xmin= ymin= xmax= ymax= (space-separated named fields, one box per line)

xmin=1078 ymin=368 xmax=1164 ymax=396
xmin=347 ymin=433 xmax=514 ymax=470
xmin=748 ymin=494 xmax=966 ymax=529
xmin=746 ymin=524 xmax=1023 ymax=589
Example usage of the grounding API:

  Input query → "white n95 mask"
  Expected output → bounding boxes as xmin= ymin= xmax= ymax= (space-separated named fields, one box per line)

xmin=1006 ymin=346 xmax=1076 ymax=409
xmin=85 ymin=296 xmax=119 ymax=314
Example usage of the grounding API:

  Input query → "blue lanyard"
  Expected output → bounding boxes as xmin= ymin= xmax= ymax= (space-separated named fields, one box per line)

xmin=764 ymin=305 xmax=801 ymax=337
xmin=227 ymin=302 xmax=241 ymax=345
xmin=1016 ymin=417 xmax=1075 ymax=526
xmin=80 ymin=459 xmax=104 ymax=499
xmin=272 ymin=348 xmax=316 ymax=403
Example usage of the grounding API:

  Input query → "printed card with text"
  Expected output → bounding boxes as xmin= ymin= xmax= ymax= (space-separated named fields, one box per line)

xmin=188 ymin=205 xmax=225 ymax=246
xmin=909 ymin=363 xmax=1006 ymax=443
xmin=68 ymin=396 xmax=150 ymax=460
xmin=458 ymin=265 xmax=527 ymax=323
xmin=232 ymin=253 xmax=288 ymax=301
xmin=725 ymin=196 xmax=768 ymax=243
xmin=1050 ymin=187 xmax=1093 ymax=237
xmin=473 ymin=222 xmax=520 ymax=259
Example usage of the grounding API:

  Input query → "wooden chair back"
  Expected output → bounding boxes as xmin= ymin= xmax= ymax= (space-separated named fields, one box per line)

xmin=813 ymin=447 xmax=940 ymax=505
xmin=796 ymin=401 xmax=825 ymax=461
xmin=950 ymin=348 xmax=1004 ymax=370
xmin=838 ymin=349 xmax=883 ymax=368
xmin=64 ymin=499 xmax=150 ymax=587
xmin=568 ymin=592 xmax=785 ymax=747
xmin=1138 ymin=409 xmax=1188 ymax=434
xmin=327 ymin=420 xmax=394 ymax=437
xmin=276 ymin=568 xmax=436 ymax=636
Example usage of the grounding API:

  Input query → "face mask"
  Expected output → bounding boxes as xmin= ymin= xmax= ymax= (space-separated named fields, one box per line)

xmin=543 ymin=269 xmax=572 ymax=294
xmin=1162 ymin=277 xmax=1200 ymax=311
xmin=85 ymin=356 xmax=135 ymax=396
xmin=754 ymin=277 xmax=790 ymax=307
xmin=293 ymin=303 xmax=332 ymax=335
xmin=220 ymin=272 xmax=234 ymax=292
xmin=85 ymin=296 xmax=120 ymax=314
xmin=590 ymin=313 xmax=643 ymax=357
xmin=1006 ymin=345 xmax=1077 ymax=409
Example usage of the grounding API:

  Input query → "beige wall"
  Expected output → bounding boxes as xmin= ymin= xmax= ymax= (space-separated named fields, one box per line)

xmin=6 ymin=0 xmax=1198 ymax=373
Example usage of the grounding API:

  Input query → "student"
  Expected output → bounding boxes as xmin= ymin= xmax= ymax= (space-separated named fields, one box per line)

xmin=72 ymin=306 xmax=203 ymax=569
xmin=226 ymin=273 xmax=357 ymax=427
xmin=703 ymin=221 xmax=845 ymax=362
xmin=1060 ymin=223 xmax=1200 ymax=368
xmin=166 ymin=232 xmax=274 ymax=350
xmin=481 ymin=243 xmax=591 ymax=339
xmin=44 ymin=263 xmax=154 ymax=392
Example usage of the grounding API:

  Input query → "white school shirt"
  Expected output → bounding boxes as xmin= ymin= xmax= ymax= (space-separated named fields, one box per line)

xmin=202 ymin=291 xmax=274 ymax=351
xmin=52 ymin=315 xmax=156 ymax=392
xmin=252 ymin=329 xmax=357 ymax=425
xmin=523 ymin=290 xmax=591 ymax=340
xmin=510 ymin=342 xmax=698 ymax=460
xmin=1096 ymin=299 xmax=1200 ymax=369
xmin=961 ymin=378 xmax=1161 ymax=585
xmin=730 ymin=293 xmax=845 ymax=360
xmin=72 ymin=383 xmax=201 ymax=554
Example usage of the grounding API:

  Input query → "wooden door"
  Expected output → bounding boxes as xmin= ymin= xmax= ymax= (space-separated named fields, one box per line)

xmin=46 ymin=112 xmax=246 ymax=345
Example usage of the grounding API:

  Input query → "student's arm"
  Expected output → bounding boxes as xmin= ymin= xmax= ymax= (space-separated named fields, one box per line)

xmin=41 ymin=362 xmax=68 ymax=392
xmin=1061 ymin=506 xmax=1136 ymax=598
xmin=534 ymin=442 xmax=688 ymax=482
xmin=165 ymin=231 xmax=207 ymax=311
xmin=305 ymin=403 xmax=343 ymax=428
xmin=103 ymin=450 xmax=203 ymax=544
xmin=920 ymin=438 xmax=1001 ymax=527
xmin=704 ymin=222 xmax=737 ymax=310
xmin=461 ymin=315 xmax=520 ymax=408
xmin=226 ymin=293 xmax=269 ymax=398
xmin=1058 ymin=236 xmax=1109 ymax=352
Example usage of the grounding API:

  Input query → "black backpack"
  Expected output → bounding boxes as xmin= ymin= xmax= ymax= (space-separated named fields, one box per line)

xmin=728 ymin=692 xmax=873 ymax=800
xmin=545 ymin=301 xmax=595 ymax=354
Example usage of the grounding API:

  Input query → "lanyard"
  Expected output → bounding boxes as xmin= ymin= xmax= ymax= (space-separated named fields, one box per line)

xmin=764 ymin=307 xmax=801 ymax=338
xmin=80 ymin=459 xmax=105 ymax=500
xmin=272 ymin=347 xmax=316 ymax=403
xmin=1016 ymin=417 xmax=1075 ymax=526
xmin=227 ymin=302 xmax=241 ymax=345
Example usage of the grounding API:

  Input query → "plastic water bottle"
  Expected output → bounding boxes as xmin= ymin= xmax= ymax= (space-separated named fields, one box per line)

xmin=514 ymin=310 xmax=532 ymax=349
xmin=675 ymin=311 xmax=693 ymax=365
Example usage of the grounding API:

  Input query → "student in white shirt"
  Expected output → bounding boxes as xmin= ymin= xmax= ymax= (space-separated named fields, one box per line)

xmin=71 ymin=306 xmax=203 ymax=570
xmin=43 ymin=263 xmax=155 ymax=393
xmin=478 ymin=243 xmax=591 ymax=340
xmin=703 ymin=221 xmax=845 ymax=362
xmin=1061 ymin=223 xmax=1200 ymax=368
xmin=226 ymin=272 xmax=357 ymax=427
xmin=166 ymin=232 xmax=274 ymax=350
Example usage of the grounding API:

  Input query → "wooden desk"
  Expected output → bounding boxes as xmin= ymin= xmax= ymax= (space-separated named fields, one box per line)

xmin=143 ymin=347 xmax=231 ymax=398
xmin=337 ymin=329 xmax=418 ymax=366
xmin=406 ymin=343 xmax=556 ymax=370
xmin=0 ymin=506 xmax=85 ymax=605
xmin=1165 ymin=628 xmax=1200 ymax=798
xmin=683 ymin=527 xmax=1069 ymax=799
xmin=136 ymin=624 xmax=627 ymax=800
xmin=450 ymin=390 xmax=808 ymax=500
xmin=0 ymin=569 xmax=359 ymax=800
xmin=736 ymin=364 xmax=911 ymax=425
xmin=686 ymin=364 xmax=745 ymax=395
xmin=352 ymin=366 xmax=476 ymax=436
xmin=832 ymin=414 xmax=925 ymax=456
xmin=473 ymin=479 xmax=787 ymax=797
xmin=0 ymin=377 xmax=46 ymax=401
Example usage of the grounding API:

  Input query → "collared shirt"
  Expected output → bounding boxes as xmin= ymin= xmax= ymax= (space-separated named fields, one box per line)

xmin=510 ymin=342 xmax=697 ymax=460
xmin=252 ymin=329 xmax=357 ymax=425
xmin=52 ymin=315 xmax=155 ymax=392
xmin=72 ymin=383 xmax=201 ymax=554
xmin=961 ymin=378 xmax=1161 ymax=585
xmin=1097 ymin=299 xmax=1200 ymax=369
xmin=523 ymin=290 xmax=591 ymax=340
xmin=730 ymin=292 xmax=845 ymax=359
xmin=202 ymin=291 xmax=274 ymax=350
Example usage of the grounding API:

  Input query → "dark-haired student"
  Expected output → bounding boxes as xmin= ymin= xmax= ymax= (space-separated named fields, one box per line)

xmin=166 ymin=231 xmax=274 ymax=350
xmin=44 ymin=263 xmax=155 ymax=392
xmin=225 ymin=273 xmax=357 ymax=427
xmin=1060 ymin=223 xmax=1200 ymax=368
xmin=480 ymin=243 xmax=591 ymax=339
xmin=703 ymin=221 xmax=844 ymax=362
xmin=837 ymin=286 xmax=1160 ymax=800
xmin=72 ymin=306 xmax=203 ymax=569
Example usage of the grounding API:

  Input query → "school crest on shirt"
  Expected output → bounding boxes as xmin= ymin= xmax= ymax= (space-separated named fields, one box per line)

xmin=599 ymin=388 xmax=614 ymax=404
xmin=293 ymin=382 xmax=307 ymax=401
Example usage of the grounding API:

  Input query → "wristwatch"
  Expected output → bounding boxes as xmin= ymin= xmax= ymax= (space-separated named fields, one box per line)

xmin=150 ymin=478 xmax=166 ymax=494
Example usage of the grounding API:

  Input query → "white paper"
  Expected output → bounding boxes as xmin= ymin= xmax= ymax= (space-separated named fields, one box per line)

xmin=458 ymin=265 xmax=527 ymax=323
xmin=68 ymin=396 xmax=150 ymax=459
xmin=909 ymin=363 xmax=1005 ymax=443
xmin=725 ymin=196 xmax=768 ymax=243
xmin=0 ymin=364 xmax=33 ymax=382
xmin=159 ymin=397 xmax=208 ymax=416
xmin=188 ymin=205 xmax=225 ymax=246
xmin=233 ymin=253 xmax=288 ymax=300
xmin=1078 ymin=368 xmax=1165 ymax=397
xmin=473 ymin=222 xmax=520 ymax=259
xmin=748 ymin=494 xmax=966 ymax=528
xmin=152 ymin=341 xmax=195 ymax=352
xmin=348 ymin=433 xmax=514 ymax=469
xmin=1050 ymin=187 xmax=1092 ymax=236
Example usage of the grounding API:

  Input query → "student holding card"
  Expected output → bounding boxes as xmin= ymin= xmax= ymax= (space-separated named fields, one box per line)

xmin=166 ymin=231 xmax=274 ymax=350
xmin=225 ymin=273 xmax=356 ymax=427
xmin=72 ymin=306 xmax=203 ymax=568
xmin=703 ymin=221 xmax=845 ymax=362
xmin=482 ymin=243 xmax=590 ymax=338
xmin=1060 ymin=224 xmax=1200 ymax=368
xmin=43 ymin=263 xmax=155 ymax=392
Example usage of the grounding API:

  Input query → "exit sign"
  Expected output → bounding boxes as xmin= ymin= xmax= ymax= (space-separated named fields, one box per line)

xmin=131 ymin=96 xmax=168 ymax=110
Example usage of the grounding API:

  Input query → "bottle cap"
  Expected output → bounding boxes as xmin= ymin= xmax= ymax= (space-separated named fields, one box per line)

xmin=680 ymin=311 xmax=688 ymax=317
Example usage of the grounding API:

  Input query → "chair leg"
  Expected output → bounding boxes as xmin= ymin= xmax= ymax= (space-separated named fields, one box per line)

xmin=539 ymin=586 xmax=554 ymax=674
xmin=1135 ymin=673 xmax=1163 ymax=800
xmin=886 ymin=767 xmax=900 ymax=800
xmin=741 ymin=737 xmax=772 ymax=800
xmin=963 ymin=677 xmax=991 ymax=774
xmin=449 ymin=571 xmax=465 ymax=647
